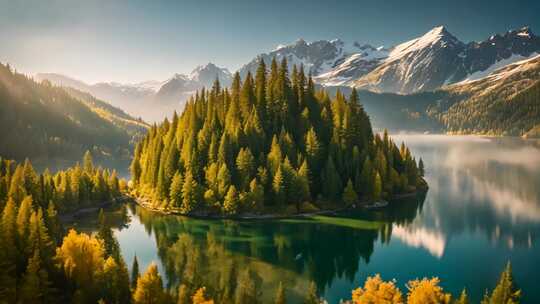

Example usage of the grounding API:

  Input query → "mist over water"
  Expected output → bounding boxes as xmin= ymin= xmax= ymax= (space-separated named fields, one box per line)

xmin=109 ymin=135 xmax=540 ymax=303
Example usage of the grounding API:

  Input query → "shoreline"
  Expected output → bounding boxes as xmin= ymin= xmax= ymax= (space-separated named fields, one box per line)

xmin=59 ymin=195 xmax=132 ymax=222
xmin=130 ymin=189 xmax=426 ymax=221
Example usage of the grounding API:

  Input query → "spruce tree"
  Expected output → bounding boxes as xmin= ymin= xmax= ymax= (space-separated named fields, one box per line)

xmin=169 ymin=172 xmax=184 ymax=208
xmin=19 ymin=249 xmax=53 ymax=304
xmin=131 ymin=254 xmax=140 ymax=289
xmin=181 ymin=171 xmax=200 ymax=214
xmin=373 ymin=171 xmax=382 ymax=200
xmin=133 ymin=263 xmax=166 ymax=304
xmin=486 ymin=262 xmax=521 ymax=304
xmin=456 ymin=289 xmax=469 ymax=304
xmin=305 ymin=281 xmax=319 ymax=304
xmin=322 ymin=157 xmax=342 ymax=200
xmin=275 ymin=281 xmax=286 ymax=304
xmin=223 ymin=185 xmax=239 ymax=215
xmin=342 ymin=179 xmax=358 ymax=206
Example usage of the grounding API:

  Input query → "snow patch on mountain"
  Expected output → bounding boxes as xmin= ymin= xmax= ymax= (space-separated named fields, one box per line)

xmin=458 ymin=52 xmax=539 ymax=84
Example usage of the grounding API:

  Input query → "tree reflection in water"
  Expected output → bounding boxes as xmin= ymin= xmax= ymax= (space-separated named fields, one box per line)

xmin=126 ymin=192 xmax=426 ymax=303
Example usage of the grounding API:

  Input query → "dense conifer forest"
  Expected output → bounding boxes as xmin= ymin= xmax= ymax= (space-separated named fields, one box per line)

xmin=0 ymin=62 xmax=147 ymax=165
xmin=130 ymin=58 xmax=426 ymax=216
xmin=439 ymin=80 xmax=540 ymax=137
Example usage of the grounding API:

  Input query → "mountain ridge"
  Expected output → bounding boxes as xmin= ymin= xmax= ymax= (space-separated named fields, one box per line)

xmin=36 ymin=26 xmax=539 ymax=121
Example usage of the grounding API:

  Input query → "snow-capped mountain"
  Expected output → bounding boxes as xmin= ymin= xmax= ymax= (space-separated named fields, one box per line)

xmin=239 ymin=38 xmax=389 ymax=82
xmin=240 ymin=26 xmax=540 ymax=94
xmin=36 ymin=26 xmax=539 ymax=121
xmin=36 ymin=63 xmax=232 ymax=122
xmin=357 ymin=26 xmax=540 ymax=93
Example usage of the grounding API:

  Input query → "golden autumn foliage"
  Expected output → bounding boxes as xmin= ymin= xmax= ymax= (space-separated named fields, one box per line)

xmin=351 ymin=274 xmax=404 ymax=304
xmin=56 ymin=229 xmax=105 ymax=287
xmin=406 ymin=277 xmax=451 ymax=304
xmin=133 ymin=263 xmax=166 ymax=304
xmin=192 ymin=287 xmax=214 ymax=304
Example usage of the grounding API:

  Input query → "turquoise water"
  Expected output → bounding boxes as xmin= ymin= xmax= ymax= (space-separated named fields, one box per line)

xmin=112 ymin=135 xmax=540 ymax=303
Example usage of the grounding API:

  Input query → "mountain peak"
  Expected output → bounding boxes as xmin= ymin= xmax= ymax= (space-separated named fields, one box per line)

xmin=515 ymin=26 xmax=534 ymax=38
xmin=429 ymin=25 xmax=447 ymax=34
xmin=420 ymin=25 xmax=457 ymax=43
xmin=295 ymin=38 xmax=307 ymax=46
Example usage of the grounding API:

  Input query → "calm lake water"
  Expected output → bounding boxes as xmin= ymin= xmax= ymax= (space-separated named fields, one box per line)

xmin=110 ymin=135 xmax=540 ymax=303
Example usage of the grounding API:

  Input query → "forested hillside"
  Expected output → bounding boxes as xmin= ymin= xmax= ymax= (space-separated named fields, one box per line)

xmin=0 ymin=63 xmax=148 ymax=165
xmin=350 ymin=55 xmax=540 ymax=137
xmin=131 ymin=58 xmax=426 ymax=216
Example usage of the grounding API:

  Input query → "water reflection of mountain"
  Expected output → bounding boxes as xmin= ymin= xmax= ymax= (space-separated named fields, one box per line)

xmin=129 ymin=194 xmax=425 ymax=302
xmin=399 ymin=135 xmax=540 ymax=253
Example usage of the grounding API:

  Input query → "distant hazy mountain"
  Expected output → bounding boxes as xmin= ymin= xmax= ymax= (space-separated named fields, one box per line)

xmin=154 ymin=63 xmax=232 ymax=104
xmin=36 ymin=63 xmax=232 ymax=122
xmin=0 ymin=62 xmax=148 ymax=166
xmin=240 ymin=26 xmax=540 ymax=94
xmin=358 ymin=54 xmax=540 ymax=137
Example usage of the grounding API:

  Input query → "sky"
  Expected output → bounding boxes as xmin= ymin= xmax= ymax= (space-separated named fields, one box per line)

xmin=1 ymin=0 xmax=539 ymax=84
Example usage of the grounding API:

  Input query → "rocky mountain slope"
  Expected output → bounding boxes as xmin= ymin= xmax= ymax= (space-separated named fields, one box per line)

xmin=358 ymin=54 xmax=540 ymax=136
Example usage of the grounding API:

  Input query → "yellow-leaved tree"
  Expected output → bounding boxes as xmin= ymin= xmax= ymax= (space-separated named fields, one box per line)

xmin=133 ymin=263 xmax=167 ymax=304
xmin=351 ymin=274 xmax=403 ymax=303
xmin=192 ymin=287 xmax=214 ymax=304
xmin=406 ymin=277 xmax=451 ymax=304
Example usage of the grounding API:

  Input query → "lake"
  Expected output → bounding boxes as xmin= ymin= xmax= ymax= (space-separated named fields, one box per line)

xmin=108 ymin=135 xmax=540 ymax=303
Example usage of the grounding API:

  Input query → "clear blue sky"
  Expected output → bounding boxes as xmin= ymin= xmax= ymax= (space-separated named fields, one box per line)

xmin=1 ymin=0 xmax=538 ymax=83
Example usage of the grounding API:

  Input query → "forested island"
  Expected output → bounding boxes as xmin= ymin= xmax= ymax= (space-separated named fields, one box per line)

xmin=130 ymin=58 xmax=427 ymax=217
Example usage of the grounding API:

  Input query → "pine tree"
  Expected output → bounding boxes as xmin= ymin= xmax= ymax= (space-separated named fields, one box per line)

xmin=192 ymin=287 xmax=214 ymax=304
xmin=9 ymin=165 xmax=27 ymax=203
xmin=456 ymin=289 xmax=469 ymax=304
xmin=133 ymin=263 xmax=166 ymax=304
xmin=181 ymin=171 xmax=200 ymax=214
xmin=17 ymin=195 xmax=33 ymax=257
xmin=217 ymin=164 xmax=232 ymax=199
xmin=485 ymin=262 xmax=521 ymax=304
xmin=418 ymin=158 xmax=425 ymax=177
xmin=236 ymin=148 xmax=255 ymax=190
xmin=255 ymin=58 xmax=267 ymax=118
xmin=0 ymin=197 xmax=17 ymax=300
xmin=223 ymin=185 xmax=239 ymax=215
xmin=297 ymin=160 xmax=311 ymax=201
xmin=169 ymin=172 xmax=184 ymax=208
xmin=83 ymin=150 xmax=94 ymax=174
xmin=342 ymin=179 xmax=358 ymax=206
xmin=97 ymin=209 xmax=121 ymax=261
xmin=275 ymin=281 xmax=286 ymax=304
xmin=272 ymin=166 xmax=286 ymax=206
xmin=102 ymin=256 xmax=132 ymax=304
xmin=305 ymin=281 xmax=319 ymax=304
xmin=267 ymin=136 xmax=282 ymax=175
xmin=322 ymin=157 xmax=342 ymax=200
xmin=234 ymin=269 xmax=261 ymax=304
xmin=247 ymin=178 xmax=264 ymax=211
xmin=373 ymin=171 xmax=382 ymax=200
xmin=131 ymin=254 xmax=140 ymax=289
xmin=27 ymin=209 xmax=55 ymax=269
xmin=19 ymin=249 xmax=53 ymax=304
